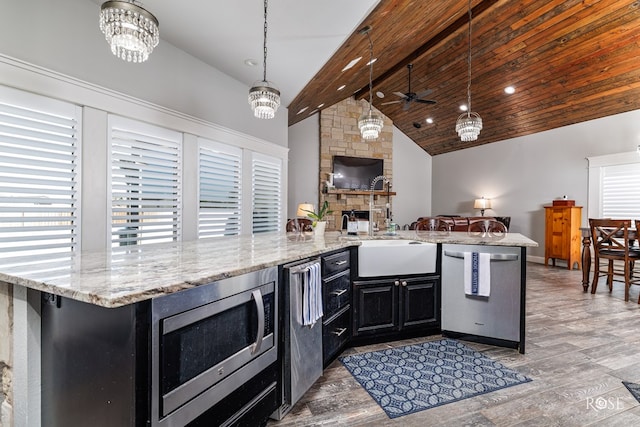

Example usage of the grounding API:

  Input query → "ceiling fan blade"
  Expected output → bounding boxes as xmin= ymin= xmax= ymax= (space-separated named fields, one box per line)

xmin=415 ymin=99 xmax=437 ymax=105
xmin=393 ymin=92 xmax=409 ymax=99
xmin=415 ymin=89 xmax=434 ymax=99
xmin=380 ymin=100 xmax=402 ymax=106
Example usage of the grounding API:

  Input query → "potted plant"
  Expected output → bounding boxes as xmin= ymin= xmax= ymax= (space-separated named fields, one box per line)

xmin=302 ymin=200 xmax=333 ymax=235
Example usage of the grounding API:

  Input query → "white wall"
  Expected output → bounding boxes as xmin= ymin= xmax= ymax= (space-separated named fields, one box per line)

xmin=287 ymin=115 xmax=320 ymax=218
xmin=0 ymin=0 xmax=288 ymax=147
xmin=392 ymin=127 xmax=432 ymax=227
xmin=432 ymin=109 xmax=640 ymax=261
xmin=287 ymin=119 xmax=434 ymax=224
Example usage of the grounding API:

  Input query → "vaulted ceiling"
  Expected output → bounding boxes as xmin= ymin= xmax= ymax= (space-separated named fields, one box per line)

xmin=288 ymin=0 xmax=640 ymax=155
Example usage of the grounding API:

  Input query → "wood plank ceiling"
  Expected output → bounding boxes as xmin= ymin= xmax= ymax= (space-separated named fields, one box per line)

xmin=287 ymin=0 xmax=640 ymax=156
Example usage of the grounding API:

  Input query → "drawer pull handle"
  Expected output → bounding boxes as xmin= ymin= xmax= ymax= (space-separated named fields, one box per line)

xmin=335 ymin=260 xmax=347 ymax=266
xmin=332 ymin=327 xmax=347 ymax=337
xmin=330 ymin=289 xmax=347 ymax=297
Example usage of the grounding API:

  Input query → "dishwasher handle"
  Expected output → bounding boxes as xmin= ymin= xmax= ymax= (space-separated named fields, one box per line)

xmin=443 ymin=250 xmax=518 ymax=261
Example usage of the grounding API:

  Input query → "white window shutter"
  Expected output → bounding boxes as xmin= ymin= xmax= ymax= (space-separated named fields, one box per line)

xmin=198 ymin=139 xmax=242 ymax=237
xmin=109 ymin=116 xmax=182 ymax=247
xmin=601 ymin=163 xmax=640 ymax=219
xmin=0 ymin=87 xmax=80 ymax=271
xmin=252 ymin=153 xmax=282 ymax=233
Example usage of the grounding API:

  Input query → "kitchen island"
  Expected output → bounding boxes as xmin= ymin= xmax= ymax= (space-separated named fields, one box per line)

xmin=0 ymin=230 xmax=537 ymax=427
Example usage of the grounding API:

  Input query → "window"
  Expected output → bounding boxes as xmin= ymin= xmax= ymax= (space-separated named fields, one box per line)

xmin=110 ymin=116 xmax=182 ymax=247
xmin=252 ymin=153 xmax=282 ymax=233
xmin=198 ymin=139 xmax=242 ymax=237
xmin=587 ymin=151 xmax=640 ymax=219
xmin=0 ymin=86 xmax=80 ymax=270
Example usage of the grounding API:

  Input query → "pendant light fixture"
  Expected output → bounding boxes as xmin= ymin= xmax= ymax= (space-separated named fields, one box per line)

xmin=455 ymin=0 xmax=483 ymax=142
xmin=249 ymin=0 xmax=280 ymax=119
xmin=99 ymin=1 xmax=159 ymax=63
xmin=358 ymin=26 xmax=384 ymax=140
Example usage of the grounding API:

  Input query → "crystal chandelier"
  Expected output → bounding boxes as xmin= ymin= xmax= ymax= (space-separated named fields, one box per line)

xmin=249 ymin=0 xmax=280 ymax=119
xmin=455 ymin=0 xmax=483 ymax=142
xmin=358 ymin=26 xmax=383 ymax=140
xmin=99 ymin=1 xmax=159 ymax=63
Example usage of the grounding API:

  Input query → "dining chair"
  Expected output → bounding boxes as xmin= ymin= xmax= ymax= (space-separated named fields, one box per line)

xmin=589 ymin=218 xmax=640 ymax=302
xmin=467 ymin=219 xmax=508 ymax=237
xmin=285 ymin=218 xmax=313 ymax=233
xmin=414 ymin=217 xmax=451 ymax=232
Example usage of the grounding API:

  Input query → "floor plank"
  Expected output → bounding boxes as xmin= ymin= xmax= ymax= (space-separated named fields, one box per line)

xmin=269 ymin=262 xmax=640 ymax=426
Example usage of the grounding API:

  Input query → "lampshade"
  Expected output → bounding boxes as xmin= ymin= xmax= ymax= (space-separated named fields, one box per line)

xmin=99 ymin=1 xmax=159 ymax=63
xmin=297 ymin=203 xmax=314 ymax=217
xmin=474 ymin=198 xmax=491 ymax=209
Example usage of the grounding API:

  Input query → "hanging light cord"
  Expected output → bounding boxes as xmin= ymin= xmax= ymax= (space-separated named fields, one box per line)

xmin=365 ymin=31 xmax=374 ymax=114
xmin=466 ymin=0 xmax=473 ymax=117
xmin=262 ymin=0 xmax=269 ymax=83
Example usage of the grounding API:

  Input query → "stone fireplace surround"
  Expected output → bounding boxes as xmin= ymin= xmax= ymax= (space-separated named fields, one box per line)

xmin=319 ymin=98 xmax=393 ymax=231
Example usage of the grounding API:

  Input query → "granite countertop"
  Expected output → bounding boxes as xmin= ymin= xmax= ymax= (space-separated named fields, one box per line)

xmin=0 ymin=230 xmax=537 ymax=308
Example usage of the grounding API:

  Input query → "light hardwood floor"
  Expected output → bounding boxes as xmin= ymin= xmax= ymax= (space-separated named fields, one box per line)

xmin=269 ymin=262 xmax=640 ymax=426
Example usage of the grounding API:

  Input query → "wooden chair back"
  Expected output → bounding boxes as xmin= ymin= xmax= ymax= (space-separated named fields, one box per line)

xmin=286 ymin=218 xmax=313 ymax=233
xmin=414 ymin=217 xmax=451 ymax=232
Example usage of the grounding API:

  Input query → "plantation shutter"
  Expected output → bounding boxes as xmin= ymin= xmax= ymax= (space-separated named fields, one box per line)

xmin=198 ymin=139 xmax=242 ymax=237
xmin=601 ymin=163 xmax=640 ymax=219
xmin=110 ymin=117 xmax=182 ymax=247
xmin=0 ymin=87 xmax=80 ymax=270
xmin=252 ymin=153 xmax=282 ymax=233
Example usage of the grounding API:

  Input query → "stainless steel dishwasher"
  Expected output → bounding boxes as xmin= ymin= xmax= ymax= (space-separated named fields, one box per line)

xmin=272 ymin=258 xmax=324 ymax=419
xmin=441 ymin=244 xmax=526 ymax=353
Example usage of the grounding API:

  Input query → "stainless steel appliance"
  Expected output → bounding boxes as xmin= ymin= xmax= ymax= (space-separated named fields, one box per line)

xmin=151 ymin=266 xmax=279 ymax=426
xmin=441 ymin=244 xmax=526 ymax=353
xmin=41 ymin=267 xmax=279 ymax=427
xmin=272 ymin=258 xmax=323 ymax=419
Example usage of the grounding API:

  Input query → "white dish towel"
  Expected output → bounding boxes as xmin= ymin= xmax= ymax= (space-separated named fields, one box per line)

xmin=302 ymin=263 xmax=323 ymax=326
xmin=464 ymin=252 xmax=491 ymax=297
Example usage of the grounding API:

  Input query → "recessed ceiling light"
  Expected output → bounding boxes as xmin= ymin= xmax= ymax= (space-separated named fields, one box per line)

xmin=309 ymin=109 xmax=318 ymax=115
xmin=426 ymin=117 xmax=434 ymax=124
xmin=504 ymin=86 xmax=516 ymax=94
xmin=337 ymin=84 xmax=346 ymax=91
xmin=297 ymin=107 xmax=309 ymax=115
xmin=317 ymin=103 xmax=324 ymax=108
xmin=376 ymin=91 xmax=385 ymax=98
xmin=459 ymin=104 xmax=468 ymax=112
xmin=341 ymin=57 xmax=362 ymax=72
xmin=366 ymin=58 xmax=377 ymax=66
xmin=244 ymin=59 xmax=258 ymax=67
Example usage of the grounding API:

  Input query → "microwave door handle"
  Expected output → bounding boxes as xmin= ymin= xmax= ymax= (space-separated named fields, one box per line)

xmin=250 ymin=289 xmax=265 ymax=355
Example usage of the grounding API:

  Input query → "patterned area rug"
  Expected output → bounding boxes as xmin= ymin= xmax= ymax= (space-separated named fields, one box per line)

xmin=340 ymin=338 xmax=531 ymax=418
xmin=623 ymin=381 xmax=640 ymax=403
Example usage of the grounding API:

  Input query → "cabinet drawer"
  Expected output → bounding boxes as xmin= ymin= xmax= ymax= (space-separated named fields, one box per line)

xmin=322 ymin=250 xmax=350 ymax=276
xmin=323 ymin=270 xmax=351 ymax=319
xmin=323 ymin=305 xmax=351 ymax=363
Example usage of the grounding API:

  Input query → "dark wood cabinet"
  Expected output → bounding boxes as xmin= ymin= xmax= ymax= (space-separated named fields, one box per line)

xmin=352 ymin=275 xmax=439 ymax=339
xmin=321 ymin=248 xmax=352 ymax=366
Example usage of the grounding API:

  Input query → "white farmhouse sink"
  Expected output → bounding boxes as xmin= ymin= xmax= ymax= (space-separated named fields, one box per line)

xmin=358 ymin=239 xmax=438 ymax=277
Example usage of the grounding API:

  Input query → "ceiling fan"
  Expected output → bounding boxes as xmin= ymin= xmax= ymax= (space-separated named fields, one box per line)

xmin=381 ymin=63 xmax=436 ymax=111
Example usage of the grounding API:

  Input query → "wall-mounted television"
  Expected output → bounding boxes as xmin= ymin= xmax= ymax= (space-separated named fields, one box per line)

xmin=332 ymin=155 xmax=384 ymax=190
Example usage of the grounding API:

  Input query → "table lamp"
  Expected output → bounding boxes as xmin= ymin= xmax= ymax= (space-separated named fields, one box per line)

xmin=474 ymin=197 xmax=491 ymax=216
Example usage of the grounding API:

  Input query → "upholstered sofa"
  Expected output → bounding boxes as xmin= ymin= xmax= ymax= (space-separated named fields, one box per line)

xmin=410 ymin=215 xmax=511 ymax=231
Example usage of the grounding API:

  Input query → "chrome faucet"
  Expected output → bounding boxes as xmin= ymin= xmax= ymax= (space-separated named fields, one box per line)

xmin=369 ymin=175 xmax=390 ymax=236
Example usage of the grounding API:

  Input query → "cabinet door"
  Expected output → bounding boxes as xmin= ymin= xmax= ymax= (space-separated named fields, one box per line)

xmin=352 ymin=279 xmax=398 ymax=336
xmin=548 ymin=208 xmax=568 ymax=258
xmin=400 ymin=276 xmax=439 ymax=330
